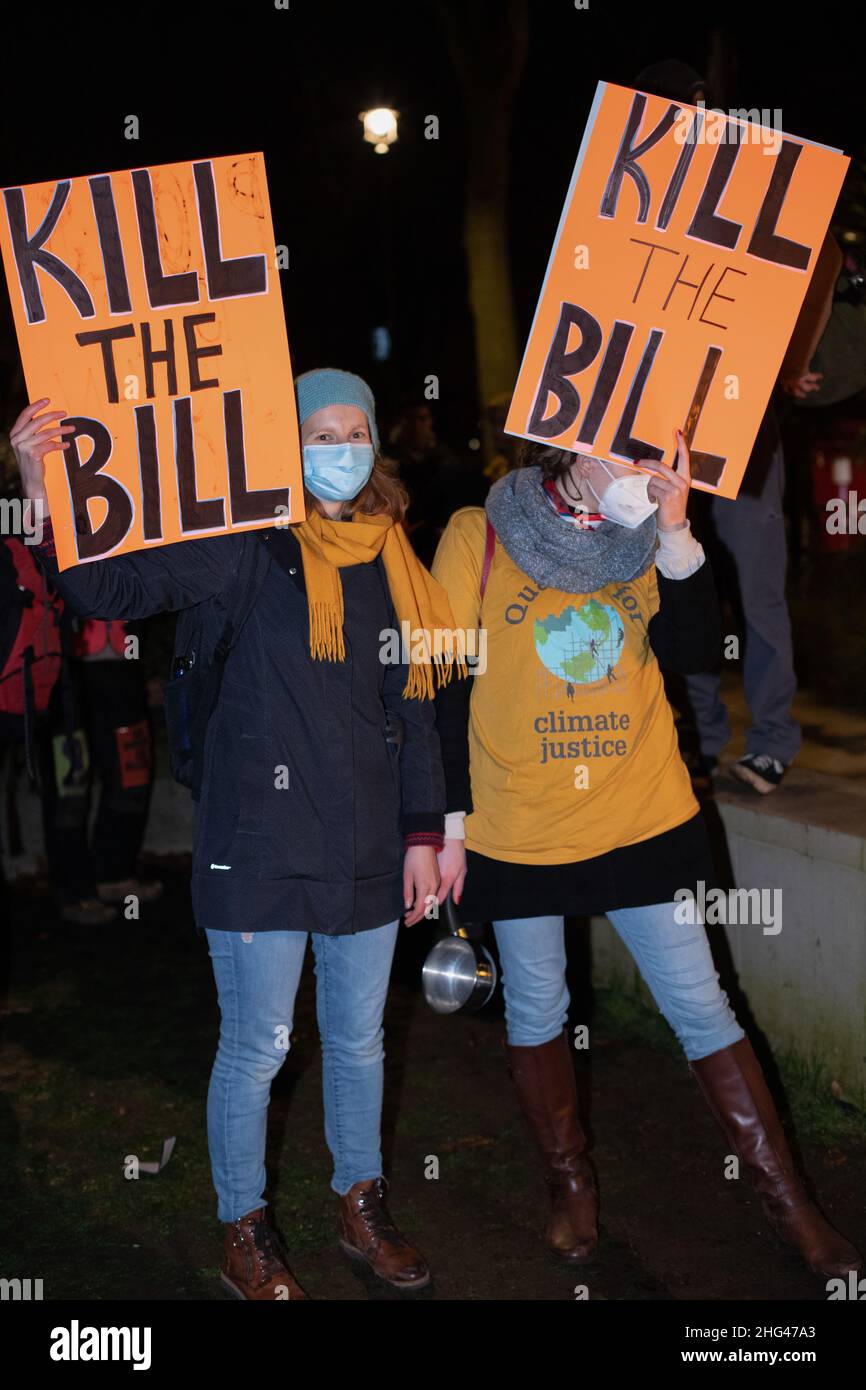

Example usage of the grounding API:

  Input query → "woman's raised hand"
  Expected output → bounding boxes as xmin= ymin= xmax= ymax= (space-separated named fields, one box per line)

xmin=9 ymin=398 xmax=76 ymax=517
xmin=641 ymin=428 xmax=692 ymax=531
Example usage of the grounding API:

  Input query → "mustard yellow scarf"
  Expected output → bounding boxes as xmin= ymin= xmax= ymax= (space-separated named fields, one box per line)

xmin=293 ymin=511 xmax=467 ymax=699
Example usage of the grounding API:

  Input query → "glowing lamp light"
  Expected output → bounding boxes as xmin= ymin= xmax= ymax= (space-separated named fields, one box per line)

xmin=360 ymin=107 xmax=398 ymax=154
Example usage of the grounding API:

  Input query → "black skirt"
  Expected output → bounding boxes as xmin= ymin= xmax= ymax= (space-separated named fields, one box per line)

xmin=458 ymin=811 xmax=716 ymax=922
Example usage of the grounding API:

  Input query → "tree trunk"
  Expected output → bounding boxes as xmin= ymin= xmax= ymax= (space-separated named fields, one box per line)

xmin=437 ymin=0 xmax=528 ymax=446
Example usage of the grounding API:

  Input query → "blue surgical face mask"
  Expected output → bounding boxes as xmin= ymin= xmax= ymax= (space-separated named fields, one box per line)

xmin=302 ymin=442 xmax=375 ymax=502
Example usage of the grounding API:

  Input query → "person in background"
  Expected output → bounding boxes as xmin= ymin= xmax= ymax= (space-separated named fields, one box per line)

xmin=35 ymin=613 xmax=162 ymax=925
xmin=480 ymin=393 xmax=520 ymax=487
xmin=0 ymin=449 xmax=158 ymax=924
xmin=635 ymin=59 xmax=827 ymax=795
xmin=0 ymin=515 xmax=63 ymax=912
xmin=387 ymin=398 xmax=464 ymax=567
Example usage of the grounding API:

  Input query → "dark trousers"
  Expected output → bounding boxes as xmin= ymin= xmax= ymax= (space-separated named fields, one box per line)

xmin=37 ymin=660 xmax=154 ymax=902
xmin=684 ymin=408 xmax=801 ymax=765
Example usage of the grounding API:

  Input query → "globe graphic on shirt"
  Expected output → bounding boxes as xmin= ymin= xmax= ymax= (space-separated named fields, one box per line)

xmin=534 ymin=599 xmax=625 ymax=686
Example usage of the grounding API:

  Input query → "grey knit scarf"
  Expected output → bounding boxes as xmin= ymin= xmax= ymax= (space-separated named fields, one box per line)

xmin=485 ymin=465 xmax=657 ymax=593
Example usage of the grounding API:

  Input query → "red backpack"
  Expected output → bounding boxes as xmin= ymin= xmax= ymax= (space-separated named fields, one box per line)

xmin=0 ymin=537 xmax=64 ymax=717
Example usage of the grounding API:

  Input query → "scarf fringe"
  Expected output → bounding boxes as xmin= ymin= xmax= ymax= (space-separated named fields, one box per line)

xmin=309 ymin=601 xmax=346 ymax=662
xmin=403 ymin=649 xmax=469 ymax=700
xmin=297 ymin=512 xmax=468 ymax=700
xmin=310 ymin=599 xmax=468 ymax=698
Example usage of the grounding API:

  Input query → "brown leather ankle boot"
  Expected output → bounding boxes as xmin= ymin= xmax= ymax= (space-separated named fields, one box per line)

xmin=690 ymin=1037 xmax=863 ymax=1279
xmin=505 ymin=1030 xmax=598 ymax=1263
xmin=338 ymin=1178 xmax=431 ymax=1289
xmin=221 ymin=1206 xmax=309 ymax=1300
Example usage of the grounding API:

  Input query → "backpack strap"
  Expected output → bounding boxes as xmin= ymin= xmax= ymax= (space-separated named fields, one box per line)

xmin=480 ymin=516 xmax=496 ymax=603
xmin=22 ymin=645 xmax=37 ymax=789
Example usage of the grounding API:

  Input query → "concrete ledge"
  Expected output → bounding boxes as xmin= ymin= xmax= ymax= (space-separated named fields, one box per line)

xmin=591 ymin=767 xmax=866 ymax=1107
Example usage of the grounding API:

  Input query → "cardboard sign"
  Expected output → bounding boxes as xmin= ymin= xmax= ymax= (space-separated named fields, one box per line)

xmin=115 ymin=719 xmax=153 ymax=789
xmin=1 ymin=153 xmax=303 ymax=569
xmin=506 ymin=83 xmax=849 ymax=497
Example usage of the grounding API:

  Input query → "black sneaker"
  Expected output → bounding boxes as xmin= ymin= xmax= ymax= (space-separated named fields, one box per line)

xmin=730 ymin=754 xmax=786 ymax=794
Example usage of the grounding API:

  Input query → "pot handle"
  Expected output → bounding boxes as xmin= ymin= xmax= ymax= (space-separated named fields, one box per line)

xmin=441 ymin=890 xmax=467 ymax=939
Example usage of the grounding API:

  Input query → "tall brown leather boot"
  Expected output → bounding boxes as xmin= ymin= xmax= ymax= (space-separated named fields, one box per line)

xmin=505 ymin=1029 xmax=598 ymax=1263
xmin=690 ymin=1037 xmax=863 ymax=1279
xmin=338 ymin=1178 xmax=431 ymax=1290
xmin=221 ymin=1207 xmax=309 ymax=1300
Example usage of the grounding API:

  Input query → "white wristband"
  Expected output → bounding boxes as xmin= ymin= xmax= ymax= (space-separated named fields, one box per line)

xmin=445 ymin=811 xmax=467 ymax=840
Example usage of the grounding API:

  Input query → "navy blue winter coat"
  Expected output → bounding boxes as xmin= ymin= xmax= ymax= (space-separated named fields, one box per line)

xmin=35 ymin=525 xmax=446 ymax=935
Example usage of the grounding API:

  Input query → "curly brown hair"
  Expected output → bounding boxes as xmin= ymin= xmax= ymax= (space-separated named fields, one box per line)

xmin=303 ymin=451 xmax=409 ymax=523
xmin=516 ymin=440 xmax=581 ymax=483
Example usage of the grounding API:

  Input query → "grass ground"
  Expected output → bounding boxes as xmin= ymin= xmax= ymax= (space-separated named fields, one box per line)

xmin=2 ymin=858 xmax=864 ymax=1302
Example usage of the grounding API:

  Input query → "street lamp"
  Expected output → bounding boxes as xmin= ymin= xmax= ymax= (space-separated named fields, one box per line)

xmin=359 ymin=107 xmax=398 ymax=154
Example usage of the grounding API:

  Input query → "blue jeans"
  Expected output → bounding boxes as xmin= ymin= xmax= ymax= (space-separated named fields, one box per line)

xmin=492 ymin=904 xmax=745 ymax=1060
xmin=204 ymin=921 xmax=400 ymax=1223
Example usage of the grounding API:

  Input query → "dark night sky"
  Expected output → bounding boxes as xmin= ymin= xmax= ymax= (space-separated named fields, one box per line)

xmin=1 ymin=0 xmax=861 ymax=446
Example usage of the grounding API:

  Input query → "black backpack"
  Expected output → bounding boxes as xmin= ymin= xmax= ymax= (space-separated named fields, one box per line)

xmin=162 ymin=532 xmax=272 ymax=800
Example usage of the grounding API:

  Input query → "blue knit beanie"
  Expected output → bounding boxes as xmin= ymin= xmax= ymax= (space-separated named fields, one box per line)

xmin=295 ymin=368 xmax=380 ymax=453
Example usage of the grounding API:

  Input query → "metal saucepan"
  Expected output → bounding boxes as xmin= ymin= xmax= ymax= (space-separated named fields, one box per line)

xmin=422 ymin=891 xmax=497 ymax=1014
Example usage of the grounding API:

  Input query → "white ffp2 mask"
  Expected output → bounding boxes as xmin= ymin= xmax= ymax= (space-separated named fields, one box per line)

xmin=596 ymin=461 xmax=658 ymax=529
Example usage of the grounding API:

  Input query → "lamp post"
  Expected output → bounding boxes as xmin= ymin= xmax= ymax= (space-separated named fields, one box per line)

xmin=359 ymin=107 xmax=399 ymax=415
xmin=359 ymin=107 xmax=399 ymax=154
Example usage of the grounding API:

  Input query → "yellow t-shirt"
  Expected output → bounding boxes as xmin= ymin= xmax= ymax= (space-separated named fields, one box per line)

xmin=431 ymin=507 xmax=699 ymax=865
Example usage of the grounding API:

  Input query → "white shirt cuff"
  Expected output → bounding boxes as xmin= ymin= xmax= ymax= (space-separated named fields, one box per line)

xmin=655 ymin=523 xmax=705 ymax=580
xmin=445 ymin=811 xmax=467 ymax=840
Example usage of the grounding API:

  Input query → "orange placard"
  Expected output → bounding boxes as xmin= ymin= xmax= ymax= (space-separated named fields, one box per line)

xmin=115 ymin=719 xmax=153 ymax=789
xmin=1 ymin=152 xmax=303 ymax=568
xmin=506 ymin=84 xmax=850 ymax=497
